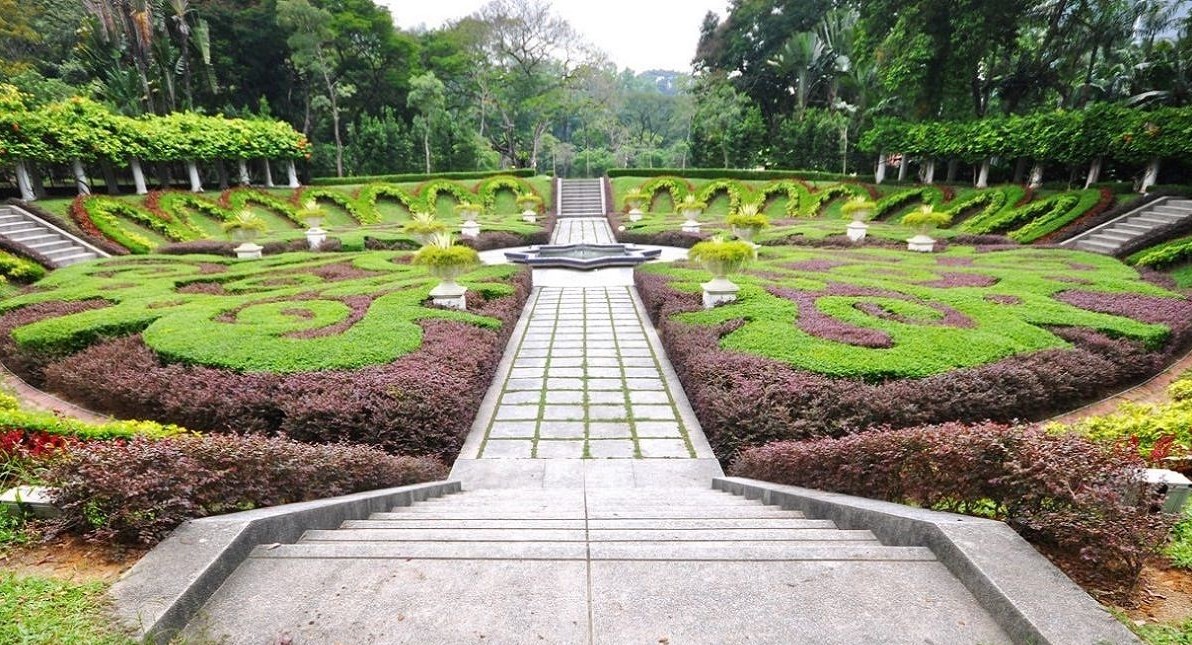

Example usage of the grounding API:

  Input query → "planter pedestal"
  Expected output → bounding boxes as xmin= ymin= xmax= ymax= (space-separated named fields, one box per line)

xmin=702 ymin=277 xmax=740 ymax=309
xmin=521 ymin=211 xmax=537 ymax=223
xmin=306 ymin=227 xmax=327 ymax=250
xmin=847 ymin=221 xmax=869 ymax=242
xmin=682 ymin=220 xmax=701 ymax=234
xmin=628 ymin=208 xmax=643 ymax=222
xmin=234 ymin=242 xmax=263 ymax=260
xmin=906 ymin=234 xmax=936 ymax=253
xmin=430 ymin=280 xmax=467 ymax=310
xmin=461 ymin=220 xmax=481 ymax=239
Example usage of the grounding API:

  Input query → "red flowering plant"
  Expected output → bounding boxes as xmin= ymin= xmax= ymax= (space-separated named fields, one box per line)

xmin=1 ymin=429 xmax=72 ymax=488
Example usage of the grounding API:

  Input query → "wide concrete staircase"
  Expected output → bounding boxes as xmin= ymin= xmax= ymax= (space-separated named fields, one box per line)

xmin=558 ymin=178 xmax=606 ymax=218
xmin=182 ymin=487 xmax=1011 ymax=643
xmin=0 ymin=204 xmax=107 ymax=267
xmin=1063 ymin=197 xmax=1192 ymax=254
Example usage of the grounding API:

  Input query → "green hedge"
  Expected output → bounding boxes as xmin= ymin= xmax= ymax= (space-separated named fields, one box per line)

xmin=311 ymin=169 xmax=536 ymax=186
xmin=608 ymin=168 xmax=857 ymax=182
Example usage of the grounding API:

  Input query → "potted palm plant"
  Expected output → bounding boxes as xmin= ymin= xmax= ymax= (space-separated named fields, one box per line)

xmin=624 ymin=190 xmax=648 ymax=222
xmin=223 ymin=210 xmax=267 ymax=259
xmin=516 ymin=193 xmax=543 ymax=223
xmin=901 ymin=204 xmax=951 ymax=252
xmin=841 ymin=196 xmax=877 ymax=242
xmin=454 ymin=201 xmax=482 ymax=238
xmin=413 ymin=232 xmax=480 ymax=310
xmin=688 ymin=237 xmax=754 ymax=308
xmin=726 ymin=203 xmax=769 ymax=247
xmin=297 ymin=199 xmax=327 ymax=249
xmin=678 ymin=194 xmax=708 ymax=233
xmin=403 ymin=211 xmax=448 ymax=246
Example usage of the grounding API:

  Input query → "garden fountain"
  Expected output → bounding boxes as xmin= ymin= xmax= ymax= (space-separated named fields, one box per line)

xmin=504 ymin=243 xmax=662 ymax=287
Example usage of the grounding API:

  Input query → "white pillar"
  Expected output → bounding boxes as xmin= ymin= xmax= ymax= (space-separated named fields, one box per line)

xmin=1141 ymin=157 xmax=1161 ymax=193
xmin=875 ymin=153 xmax=887 ymax=184
xmin=238 ymin=160 xmax=251 ymax=185
xmin=71 ymin=158 xmax=91 ymax=195
xmin=130 ymin=158 xmax=148 ymax=195
xmin=187 ymin=160 xmax=203 ymax=192
xmin=286 ymin=160 xmax=300 ymax=188
xmin=14 ymin=160 xmax=35 ymax=201
xmin=1085 ymin=156 xmax=1103 ymax=189
xmin=922 ymin=159 xmax=935 ymax=185
xmin=1028 ymin=163 xmax=1044 ymax=189
xmin=263 ymin=159 xmax=275 ymax=188
xmin=897 ymin=153 xmax=909 ymax=181
xmin=976 ymin=159 xmax=990 ymax=188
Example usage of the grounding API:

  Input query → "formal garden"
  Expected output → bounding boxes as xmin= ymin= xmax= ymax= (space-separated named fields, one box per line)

xmin=8 ymin=0 xmax=1192 ymax=640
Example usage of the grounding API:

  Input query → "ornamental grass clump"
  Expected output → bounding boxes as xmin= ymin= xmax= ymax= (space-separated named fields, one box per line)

xmin=624 ymin=190 xmax=648 ymax=212
xmin=413 ymin=233 xmax=480 ymax=281
xmin=296 ymin=199 xmax=326 ymax=228
xmin=730 ymin=422 xmax=1173 ymax=602
xmin=688 ymin=237 xmax=754 ymax=278
xmin=902 ymin=204 xmax=952 ymax=233
xmin=453 ymin=201 xmax=483 ymax=219
xmin=221 ymin=210 xmax=267 ymax=242
xmin=402 ymin=212 xmax=448 ymax=246
xmin=726 ymin=203 xmax=769 ymax=243
xmin=841 ymin=196 xmax=877 ymax=222
xmin=515 ymin=193 xmax=543 ymax=213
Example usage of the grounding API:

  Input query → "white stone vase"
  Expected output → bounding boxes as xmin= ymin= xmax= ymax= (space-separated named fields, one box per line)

xmin=461 ymin=219 xmax=481 ymax=239
xmin=681 ymin=209 xmax=701 ymax=233
xmin=846 ymin=221 xmax=869 ymax=242
xmin=427 ymin=264 xmax=471 ymax=310
xmin=628 ymin=208 xmax=643 ymax=222
xmin=521 ymin=210 xmax=537 ymax=223
xmin=306 ymin=227 xmax=327 ymax=250
xmin=234 ymin=242 xmax=263 ymax=260
xmin=701 ymin=276 xmax=740 ymax=309
xmin=906 ymin=234 xmax=936 ymax=252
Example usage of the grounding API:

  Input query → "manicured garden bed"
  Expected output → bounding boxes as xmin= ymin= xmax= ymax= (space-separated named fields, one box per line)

xmin=0 ymin=251 xmax=530 ymax=457
xmin=46 ymin=175 xmax=553 ymax=254
xmin=637 ymin=245 xmax=1192 ymax=458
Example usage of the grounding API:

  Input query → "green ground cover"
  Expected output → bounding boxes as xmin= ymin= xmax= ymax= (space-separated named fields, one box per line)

xmin=48 ymin=176 xmax=552 ymax=254
xmin=611 ymin=176 xmax=1109 ymax=243
xmin=640 ymin=245 xmax=1177 ymax=380
xmin=1 ymin=251 xmax=520 ymax=373
xmin=0 ymin=574 xmax=131 ymax=645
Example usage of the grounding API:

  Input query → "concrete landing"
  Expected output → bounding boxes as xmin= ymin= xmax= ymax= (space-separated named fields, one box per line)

xmin=182 ymin=488 xmax=1011 ymax=644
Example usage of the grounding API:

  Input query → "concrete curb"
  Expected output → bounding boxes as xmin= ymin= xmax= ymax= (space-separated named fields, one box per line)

xmin=713 ymin=477 xmax=1139 ymax=645
xmin=110 ymin=480 xmax=461 ymax=643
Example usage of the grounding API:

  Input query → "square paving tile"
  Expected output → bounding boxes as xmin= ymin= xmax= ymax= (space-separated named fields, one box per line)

xmin=500 ymin=390 xmax=541 ymax=405
xmin=506 ymin=378 xmax=545 ymax=391
xmin=588 ymin=405 xmax=629 ymax=421
xmin=552 ymin=348 xmax=585 ymax=358
xmin=588 ymin=422 xmax=633 ymax=439
xmin=586 ymin=356 xmax=620 ymax=367
xmin=588 ymin=440 xmax=637 ymax=458
xmin=538 ymin=421 xmax=586 ymax=439
xmin=495 ymin=405 xmax=540 ymax=421
xmin=636 ymin=438 xmax=692 ymax=458
xmin=625 ymin=378 xmax=665 ymax=391
xmin=632 ymin=404 xmax=676 ymax=420
xmin=513 ymin=357 xmax=548 ymax=369
xmin=548 ymin=367 xmax=584 ymax=379
xmin=542 ymin=405 xmax=586 ymax=421
xmin=634 ymin=421 xmax=684 ymax=438
xmin=481 ymin=439 xmax=534 ymax=458
xmin=587 ymin=378 xmax=623 ymax=391
xmin=547 ymin=378 xmax=585 ymax=390
xmin=544 ymin=390 xmax=584 ymax=405
xmin=487 ymin=421 xmax=537 ymax=439
xmin=619 ymin=348 xmax=653 ymax=357
xmin=535 ymin=440 xmax=586 ymax=458
xmin=586 ymin=366 xmax=622 ymax=379
xmin=628 ymin=390 xmax=670 ymax=405
xmin=508 ymin=367 xmax=545 ymax=379
xmin=587 ymin=390 xmax=626 ymax=405
xmin=623 ymin=367 xmax=661 ymax=379
xmin=620 ymin=357 xmax=656 ymax=368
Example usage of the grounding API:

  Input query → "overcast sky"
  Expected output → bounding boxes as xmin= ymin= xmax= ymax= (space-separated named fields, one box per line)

xmin=377 ymin=0 xmax=726 ymax=73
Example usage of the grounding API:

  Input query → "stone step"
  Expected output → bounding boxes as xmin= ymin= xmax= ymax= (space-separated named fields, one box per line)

xmin=28 ymin=239 xmax=76 ymax=252
xmin=1151 ymin=205 xmax=1192 ymax=217
xmin=1 ymin=225 xmax=46 ymax=236
xmin=1114 ymin=222 xmax=1153 ymax=233
xmin=1170 ymin=199 xmax=1192 ymax=208
xmin=1074 ymin=239 xmax=1120 ymax=252
xmin=10 ymin=233 xmax=61 ymax=244
xmin=372 ymin=509 xmax=805 ymax=520
xmin=51 ymin=252 xmax=99 ymax=266
xmin=345 ymin=517 xmax=828 ymax=530
xmin=303 ymin=528 xmax=874 ymax=542
xmin=1092 ymin=231 xmax=1134 ymax=243
xmin=251 ymin=542 xmax=934 ymax=562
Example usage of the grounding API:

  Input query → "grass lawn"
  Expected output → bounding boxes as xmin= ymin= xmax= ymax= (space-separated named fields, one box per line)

xmin=0 ymin=574 xmax=131 ymax=645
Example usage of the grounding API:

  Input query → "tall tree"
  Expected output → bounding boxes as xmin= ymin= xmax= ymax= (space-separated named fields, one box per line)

xmin=407 ymin=71 xmax=446 ymax=174
xmin=278 ymin=0 xmax=345 ymax=177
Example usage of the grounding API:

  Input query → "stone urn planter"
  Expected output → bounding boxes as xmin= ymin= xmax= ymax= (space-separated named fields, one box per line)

xmin=841 ymin=197 xmax=876 ymax=242
xmin=403 ymin=212 xmax=449 ymax=247
xmin=901 ymin=205 xmax=951 ymax=253
xmin=455 ymin=202 xmax=483 ymax=239
xmin=726 ymin=205 xmax=769 ymax=253
xmin=298 ymin=200 xmax=327 ymax=250
xmin=413 ymin=234 xmax=479 ymax=310
xmin=624 ymin=190 xmax=648 ymax=222
xmin=688 ymin=238 xmax=754 ymax=309
xmin=223 ymin=210 xmax=267 ymax=260
xmin=678 ymin=195 xmax=707 ymax=234
xmin=517 ymin=193 xmax=543 ymax=223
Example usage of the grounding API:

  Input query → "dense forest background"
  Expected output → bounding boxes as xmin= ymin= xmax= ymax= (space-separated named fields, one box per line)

xmin=2 ymin=0 xmax=1189 ymax=179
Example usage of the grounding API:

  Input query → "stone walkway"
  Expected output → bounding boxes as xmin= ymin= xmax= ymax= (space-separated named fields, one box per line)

xmin=551 ymin=217 xmax=616 ymax=244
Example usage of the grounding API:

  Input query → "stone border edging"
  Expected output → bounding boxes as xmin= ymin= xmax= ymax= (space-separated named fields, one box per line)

xmin=713 ymin=477 xmax=1139 ymax=645
xmin=110 ymin=480 xmax=461 ymax=642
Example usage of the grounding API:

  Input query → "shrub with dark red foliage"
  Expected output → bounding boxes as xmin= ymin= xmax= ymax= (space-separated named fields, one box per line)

xmin=30 ymin=273 xmax=531 ymax=457
xmin=48 ymin=434 xmax=448 ymax=544
xmin=635 ymin=271 xmax=1175 ymax=459
xmin=157 ymin=238 xmax=343 ymax=256
xmin=730 ymin=423 xmax=1173 ymax=601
